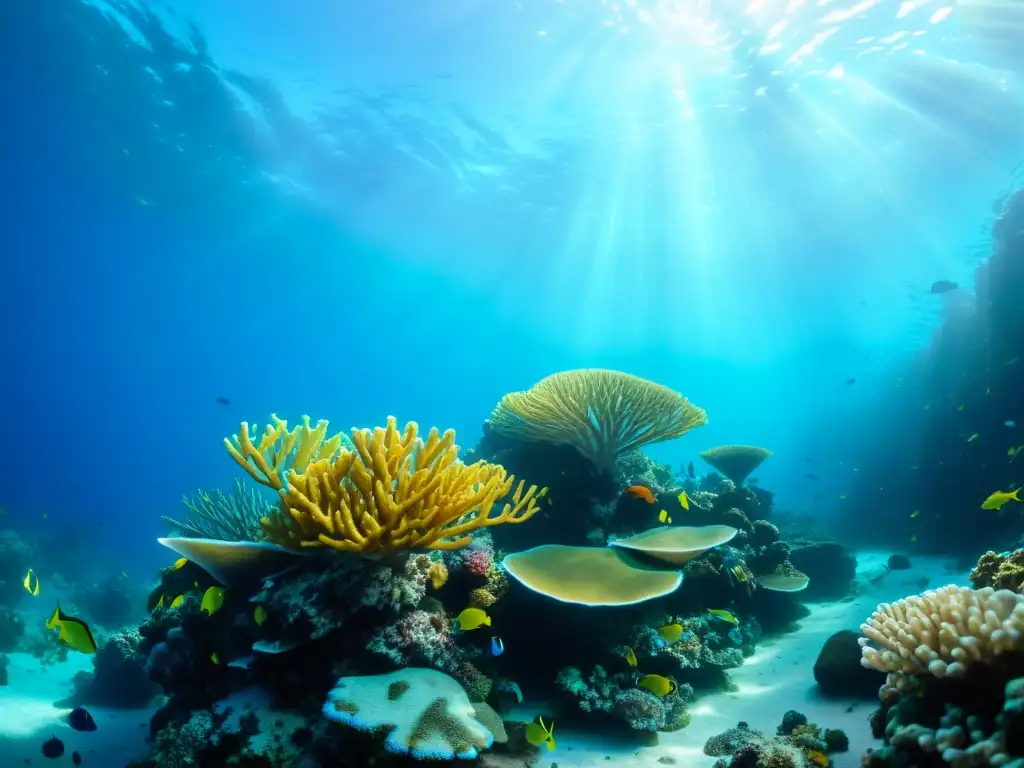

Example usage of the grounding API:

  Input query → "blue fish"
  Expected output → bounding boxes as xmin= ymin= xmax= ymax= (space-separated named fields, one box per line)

xmin=491 ymin=636 xmax=504 ymax=657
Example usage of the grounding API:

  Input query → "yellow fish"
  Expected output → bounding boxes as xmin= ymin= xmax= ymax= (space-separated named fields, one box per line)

xmin=211 ymin=652 xmax=220 ymax=665
xmin=171 ymin=557 xmax=188 ymax=571
xmin=658 ymin=509 xmax=672 ymax=524
xmin=169 ymin=595 xmax=185 ymax=609
xmin=46 ymin=602 xmax=97 ymax=654
xmin=637 ymin=674 xmax=677 ymax=697
xmin=910 ymin=509 xmax=921 ymax=519
xmin=730 ymin=565 xmax=749 ymax=583
xmin=525 ymin=716 xmax=556 ymax=751
xmin=677 ymin=491 xmax=690 ymax=510
xmin=968 ymin=433 xmax=979 ymax=442
xmin=200 ymin=586 xmax=226 ymax=616
xmin=657 ymin=623 xmax=684 ymax=644
xmin=23 ymin=569 xmax=40 ymax=596
xmin=626 ymin=647 xmax=637 ymax=667
xmin=254 ymin=605 xmax=268 ymax=627
xmin=981 ymin=488 xmax=1023 ymax=511
xmin=153 ymin=595 xmax=165 ymax=611
xmin=453 ymin=607 xmax=491 ymax=631
xmin=708 ymin=609 xmax=738 ymax=626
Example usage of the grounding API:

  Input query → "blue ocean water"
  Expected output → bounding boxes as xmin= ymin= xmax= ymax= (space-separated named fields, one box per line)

xmin=1 ymin=3 xmax=1024 ymax=764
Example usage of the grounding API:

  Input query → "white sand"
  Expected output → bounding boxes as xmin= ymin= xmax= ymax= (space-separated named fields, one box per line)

xmin=511 ymin=549 xmax=973 ymax=767
xmin=0 ymin=652 xmax=153 ymax=765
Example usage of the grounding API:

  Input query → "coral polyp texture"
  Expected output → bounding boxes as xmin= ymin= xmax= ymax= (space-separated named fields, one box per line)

xmin=859 ymin=584 xmax=1024 ymax=688
xmin=699 ymin=445 xmax=773 ymax=486
xmin=322 ymin=667 xmax=495 ymax=760
xmin=226 ymin=415 xmax=544 ymax=554
xmin=488 ymin=368 xmax=708 ymax=471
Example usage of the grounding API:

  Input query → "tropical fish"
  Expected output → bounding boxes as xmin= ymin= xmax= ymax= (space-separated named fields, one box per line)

xmin=216 ymin=396 xmax=231 ymax=405
xmin=1006 ymin=420 xmax=1016 ymax=428
xmin=200 ymin=586 xmax=226 ymax=616
xmin=657 ymin=623 xmax=685 ymax=643
xmin=981 ymin=488 xmax=1023 ymax=511
xmin=68 ymin=708 xmax=96 ymax=732
xmin=171 ymin=558 xmax=188 ymax=571
xmin=708 ymin=609 xmax=738 ymax=626
xmin=491 ymin=636 xmax=504 ymax=657
xmin=72 ymin=751 xmax=82 ymax=767
xmin=636 ymin=673 xmax=677 ymax=697
xmin=42 ymin=736 xmax=65 ymax=758
xmin=677 ymin=491 xmax=690 ymax=510
xmin=930 ymin=280 xmax=958 ymax=294
xmin=626 ymin=485 xmax=655 ymax=504
xmin=452 ymin=607 xmax=491 ymax=631
xmin=211 ymin=652 xmax=220 ymax=665
xmin=254 ymin=605 xmax=268 ymax=626
xmin=525 ymin=717 xmax=556 ymax=751
xmin=625 ymin=647 xmax=637 ymax=666
xmin=658 ymin=509 xmax=672 ymax=524
xmin=23 ymin=569 xmax=40 ymax=596
xmin=838 ymin=494 xmax=847 ymax=500
xmin=153 ymin=595 xmax=165 ymax=611
xmin=45 ymin=602 xmax=97 ymax=654
xmin=910 ymin=510 xmax=921 ymax=519
xmin=968 ymin=433 xmax=979 ymax=442
xmin=729 ymin=564 xmax=749 ymax=583
xmin=497 ymin=679 xmax=523 ymax=703
xmin=169 ymin=595 xmax=185 ymax=609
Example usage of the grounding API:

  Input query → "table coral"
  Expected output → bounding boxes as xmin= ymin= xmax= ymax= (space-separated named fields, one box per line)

xmin=228 ymin=415 xmax=545 ymax=554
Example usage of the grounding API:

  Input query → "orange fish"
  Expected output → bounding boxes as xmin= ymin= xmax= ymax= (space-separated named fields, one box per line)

xmin=626 ymin=485 xmax=655 ymax=504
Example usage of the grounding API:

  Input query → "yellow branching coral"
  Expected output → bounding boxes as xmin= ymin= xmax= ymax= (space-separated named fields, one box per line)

xmin=488 ymin=369 xmax=707 ymax=471
xmin=226 ymin=415 xmax=544 ymax=555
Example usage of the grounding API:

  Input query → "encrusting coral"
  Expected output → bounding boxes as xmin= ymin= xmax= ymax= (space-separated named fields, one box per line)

xmin=971 ymin=549 xmax=1024 ymax=594
xmin=859 ymin=585 xmax=1024 ymax=690
xmin=488 ymin=369 xmax=708 ymax=472
xmin=226 ymin=415 xmax=545 ymax=554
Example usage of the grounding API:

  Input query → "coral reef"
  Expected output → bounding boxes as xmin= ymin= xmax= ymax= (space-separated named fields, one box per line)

xmin=970 ymin=549 xmax=1024 ymax=593
xmin=555 ymin=665 xmax=694 ymax=732
xmin=164 ymin=477 xmax=273 ymax=541
xmin=699 ymin=446 xmax=773 ymax=486
xmin=69 ymin=627 xmax=157 ymax=708
xmin=0 ymin=605 xmax=25 ymax=652
xmin=705 ymin=712 xmax=849 ymax=767
xmin=786 ymin=541 xmax=856 ymax=599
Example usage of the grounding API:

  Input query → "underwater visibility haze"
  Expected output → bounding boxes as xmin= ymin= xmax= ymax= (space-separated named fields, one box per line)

xmin=2 ymin=0 xmax=1024 ymax=766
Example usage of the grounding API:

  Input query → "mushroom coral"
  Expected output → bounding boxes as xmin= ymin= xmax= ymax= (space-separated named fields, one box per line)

xmin=699 ymin=445 xmax=772 ymax=486
xmin=226 ymin=415 xmax=545 ymax=555
xmin=488 ymin=369 xmax=707 ymax=472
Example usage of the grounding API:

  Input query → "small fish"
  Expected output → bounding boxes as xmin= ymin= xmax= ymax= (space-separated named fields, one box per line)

xmin=1007 ymin=421 xmax=1017 ymax=428
xmin=452 ymin=607 xmax=491 ymax=631
xmin=68 ymin=708 xmax=97 ymax=732
xmin=658 ymin=509 xmax=672 ymax=524
xmin=491 ymin=636 xmax=504 ymax=657
xmin=708 ymin=609 xmax=738 ymax=626
xmin=169 ymin=595 xmax=185 ymax=609
xmin=254 ymin=605 xmax=268 ymax=626
xmin=525 ymin=716 xmax=556 ymax=751
xmin=216 ymin=396 xmax=231 ymax=405
xmin=626 ymin=485 xmax=655 ymax=504
xmin=23 ymin=569 xmax=40 ymax=596
xmin=686 ymin=461 xmax=695 ymax=479
xmin=1011 ymin=446 xmax=1024 ymax=464
xmin=930 ymin=280 xmax=958 ymax=294
xmin=845 ymin=377 xmax=855 ymax=385
xmin=42 ymin=512 xmax=48 ymax=519
xmin=171 ymin=557 xmax=188 ymax=571
xmin=46 ymin=602 xmax=97 ymax=654
xmin=211 ymin=652 xmax=220 ymax=665
xmin=957 ymin=404 xmax=965 ymax=412
xmin=200 ymin=586 xmax=226 ymax=616
xmin=838 ymin=494 xmax=847 ymax=500
xmin=636 ymin=673 xmax=677 ymax=697
xmin=153 ymin=595 xmax=165 ymax=611
xmin=677 ymin=490 xmax=690 ymax=510
xmin=910 ymin=509 xmax=921 ymax=519
xmin=227 ymin=655 xmax=257 ymax=670
xmin=910 ymin=534 xmax=918 ymax=543
xmin=981 ymin=488 xmax=1023 ymax=511
xmin=73 ymin=751 xmax=82 ymax=766
xmin=657 ymin=623 xmax=685 ymax=643
xmin=968 ymin=433 xmax=979 ymax=442
xmin=730 ymin=565 xmax=749 ymax=583
xmin=625 ymin=647 xmax=637 ymax=666
xmin=120 ymin=571 xmax=128 ymax=579
xmin=42 ymin=735 xmax=65 ymax=758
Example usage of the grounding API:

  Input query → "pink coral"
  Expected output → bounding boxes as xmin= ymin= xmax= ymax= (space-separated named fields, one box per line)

xmin=466 ymin=550 xmax=493 ymax=576
xmin=367 ymin=609 xmax=461 ymax=672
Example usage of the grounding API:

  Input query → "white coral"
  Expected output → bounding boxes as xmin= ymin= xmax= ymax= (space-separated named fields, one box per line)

xmin=859 ymin=584 xmax=1024 ymax=689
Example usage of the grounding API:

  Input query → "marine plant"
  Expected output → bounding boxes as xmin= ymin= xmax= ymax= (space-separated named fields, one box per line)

xmin=226 ymin=415 xmax=545 ymax=554
xmin=488 ymin=368 xmax=708 ymax=472
xmin=162 ymin=478 xmax=273 ymax=542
